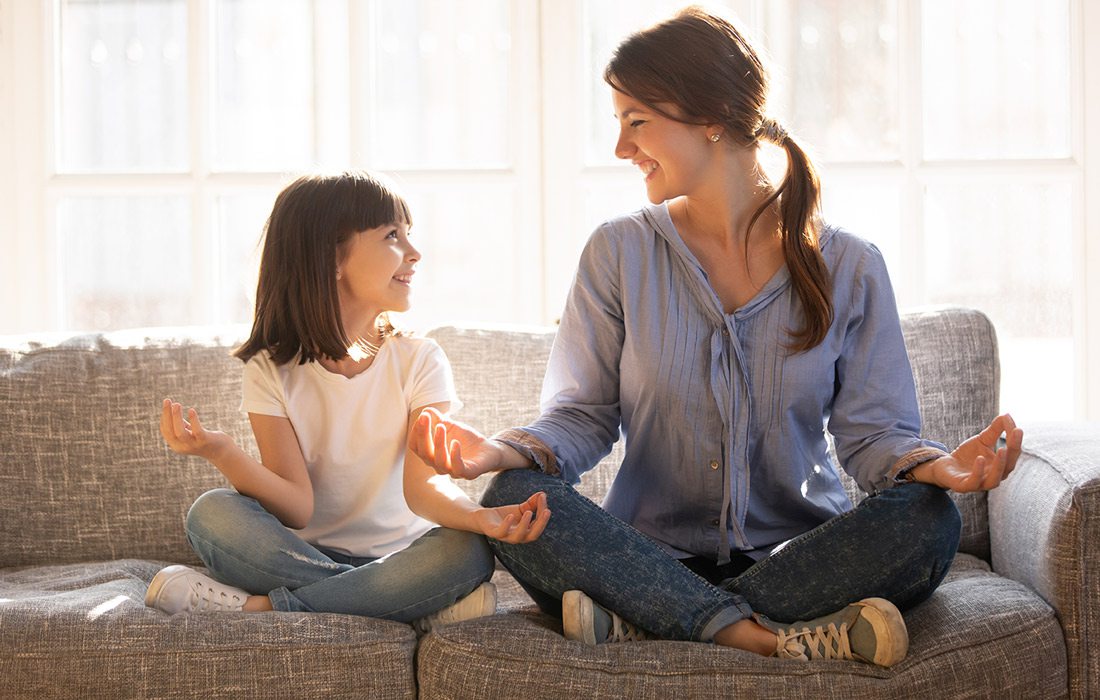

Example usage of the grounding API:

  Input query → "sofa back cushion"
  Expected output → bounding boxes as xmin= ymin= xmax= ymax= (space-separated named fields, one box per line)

xmin=0 ymin=307 xmax=997 ymax=568
xmin=0 ymin=327 xmax=251 ymax=567
xmin=430 ymin=307 xmax=999 ymax=560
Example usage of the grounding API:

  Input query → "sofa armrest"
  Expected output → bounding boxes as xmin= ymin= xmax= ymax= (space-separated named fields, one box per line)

xmin=988 ymin=422 xmax=1100 ymax=700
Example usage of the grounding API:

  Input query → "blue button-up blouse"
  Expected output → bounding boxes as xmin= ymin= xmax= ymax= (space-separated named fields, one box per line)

xmin=517 ymin=203 xmax=947 ymax=564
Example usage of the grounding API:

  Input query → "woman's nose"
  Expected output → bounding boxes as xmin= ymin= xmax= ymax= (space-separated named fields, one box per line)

xmin=614 ymin=129 xmax=634 ymax=160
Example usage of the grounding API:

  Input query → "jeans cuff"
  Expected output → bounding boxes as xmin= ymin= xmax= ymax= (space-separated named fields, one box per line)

xmin=697 ymin=599 xmax=752 ymax=642
xmin=268 ymin=586 xmax=309 ymax=613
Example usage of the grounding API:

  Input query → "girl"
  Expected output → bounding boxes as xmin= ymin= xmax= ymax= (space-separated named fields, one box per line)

xmin=411 ymin=6 xmax=1022 ymax=666
xmin=146 ymin=171 xmax=550 ymax=629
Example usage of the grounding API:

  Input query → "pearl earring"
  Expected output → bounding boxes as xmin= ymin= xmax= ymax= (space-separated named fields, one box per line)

xmin=709 ymin=133 xmax=721 ymax=143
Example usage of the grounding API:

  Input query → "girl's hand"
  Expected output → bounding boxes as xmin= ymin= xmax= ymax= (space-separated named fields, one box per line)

xmin=410 ymin=406 xmax=508 ymax=479
xmin=159 ymin=398 xmax=233 ymax=462
xmin=910 ymin=413 xmax=1024 ymax=493
xmin=471 ymin=491 xmax=551 ymax=544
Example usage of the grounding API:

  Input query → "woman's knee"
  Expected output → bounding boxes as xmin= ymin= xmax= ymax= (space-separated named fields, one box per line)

xmin=480 ymin=468 xmax=550 ymax=508
xmin=904 ymin=483 xmax=962 ymax=552
xmin=431 ymin=527 xmax=495 ymax=581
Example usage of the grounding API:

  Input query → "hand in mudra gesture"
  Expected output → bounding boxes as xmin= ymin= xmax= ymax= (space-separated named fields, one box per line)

xmin=911 ymin=414 xmax=1024 ymax=493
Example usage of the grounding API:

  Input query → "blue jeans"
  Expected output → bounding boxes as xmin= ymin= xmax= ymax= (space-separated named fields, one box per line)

xmin=185 ymin=488 xmax=494 ymax=622
xmin=482 ymin=469 xmax=960 ymax=642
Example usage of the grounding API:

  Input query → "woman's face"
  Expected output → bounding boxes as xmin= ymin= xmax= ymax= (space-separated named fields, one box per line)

xmin=611 ymin=89 xmax=714 ymax=204
xmin=336 ymin=221 xmax=420 ymax=320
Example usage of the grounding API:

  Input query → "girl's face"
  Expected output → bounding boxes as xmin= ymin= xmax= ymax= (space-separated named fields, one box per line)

xmin=336 ymin=220 xmax=420 ymax=319
xmin=611 ymin=89 xmax=715 ymax=204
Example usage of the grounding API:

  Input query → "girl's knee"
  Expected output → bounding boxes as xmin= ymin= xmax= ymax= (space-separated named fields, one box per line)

xmin=435 ymin=528 xmax=495 ymax=580
xmin=186 ymin=488 xmax=248 ymax=540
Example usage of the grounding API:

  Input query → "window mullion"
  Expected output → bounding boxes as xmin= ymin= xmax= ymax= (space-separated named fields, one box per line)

xmin=900 ymin=0 xmax=925 ymax=307
xmin=190 ymin=0 xmax=213 ymax=323
xmin=1081 ymin=0 xmax=1100 ymax=420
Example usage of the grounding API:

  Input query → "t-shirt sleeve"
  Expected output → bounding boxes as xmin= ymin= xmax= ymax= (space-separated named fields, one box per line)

xmin=239 ymin=353 xmax=288 ymax=417
xmin=407 ymin=339 xmax=462 ymax=413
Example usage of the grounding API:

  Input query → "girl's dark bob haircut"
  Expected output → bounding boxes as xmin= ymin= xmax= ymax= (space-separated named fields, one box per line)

xmin=234 ymin=171 xmax=412 ymax=365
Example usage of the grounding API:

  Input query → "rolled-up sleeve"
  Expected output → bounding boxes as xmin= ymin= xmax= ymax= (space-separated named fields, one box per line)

xmin=519 ymin=226 xmax=626 ymax=484
xmin=828 ymin=245 xmax=947 ymax=493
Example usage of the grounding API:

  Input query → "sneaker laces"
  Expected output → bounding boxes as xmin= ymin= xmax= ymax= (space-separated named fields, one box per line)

xmin=776 ymin=622 xmax=853 ymax=661
xmin=189 ymin=581 xmax=245 ymax=612
xmin=607 ymin=613 xmax=650 ymax=643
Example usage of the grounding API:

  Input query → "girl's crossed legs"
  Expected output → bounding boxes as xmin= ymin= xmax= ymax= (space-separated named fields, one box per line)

xmin=185 ymin=488 xmax=494 ymax=622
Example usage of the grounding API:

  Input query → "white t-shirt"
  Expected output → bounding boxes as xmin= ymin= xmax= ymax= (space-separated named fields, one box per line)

xmin=240 ymin=335 xmax=461 ymax=558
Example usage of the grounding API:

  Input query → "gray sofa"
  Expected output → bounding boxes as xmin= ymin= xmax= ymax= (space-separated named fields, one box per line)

xmin=1 ymin=308 xmax=1097 ymax=699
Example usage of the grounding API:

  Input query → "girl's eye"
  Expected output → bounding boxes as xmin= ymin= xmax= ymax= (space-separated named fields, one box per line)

xmin=630 ymin=120 xmax=645 ymax=128
xmin=385 ymin=230 xmax=398 ymax=239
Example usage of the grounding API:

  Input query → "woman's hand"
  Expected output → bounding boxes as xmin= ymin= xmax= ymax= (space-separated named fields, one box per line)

xmin=471 ymin=491 xmax=551 ymax=544
xmin=409 ymin=406 xmax=510 ymax=479
xmin=910 ymin=413 xmax=1024 ymax=493
xmin=159 ymin=398 xmax=233 ymax=462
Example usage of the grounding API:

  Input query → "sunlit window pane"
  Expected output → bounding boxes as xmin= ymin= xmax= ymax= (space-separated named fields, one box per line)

xmin=395 ymin=184 xmax=528 ymax=326
xmin=216 ymin=192 xmax=275 ymax=325
xmin=769 ymin=0 xmax=900 ymax=162
xmin=58 ymin=0 xmax=188 ymax=172
xmin=820 ymin=179 xmax=903 ymax=295
xmin=922 ymin=0 xmax=1071 ymax=161
xmin=367 ymin=0 xmax=512 ymax=169
xmin=923 ymin=182 xmax=1074 ymax=421
xmin=58 ymin=196 xmax=192 ymax=331
xmin=212 ymin=0 xmax=315 ymax=171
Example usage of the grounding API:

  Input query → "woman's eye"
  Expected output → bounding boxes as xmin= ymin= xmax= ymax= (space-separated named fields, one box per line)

xmin=630 ymin=120 xmax=645 ymax=128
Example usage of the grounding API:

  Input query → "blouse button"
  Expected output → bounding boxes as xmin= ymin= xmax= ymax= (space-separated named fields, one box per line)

xmin=709 ymin=460 xmax=719 ymax=470
xmin=710 ymin=518 xmax=720 ymax=526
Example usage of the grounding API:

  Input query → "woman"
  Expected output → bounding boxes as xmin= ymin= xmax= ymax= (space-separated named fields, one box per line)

xmin=411 ymin=6 xmax=1021 ymax=666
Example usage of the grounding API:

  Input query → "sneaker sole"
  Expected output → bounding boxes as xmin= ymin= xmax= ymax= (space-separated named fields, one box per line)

xmin=562 ymin=590 xmax=597 ymax=645
xmin=856 ymin=597 xmax=909 ymax=667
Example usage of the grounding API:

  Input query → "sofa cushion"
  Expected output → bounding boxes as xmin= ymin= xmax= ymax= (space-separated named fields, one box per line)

xmin=0 ymin=559 xmax=417 ymax=699
xmin=0 ymin=327 xmax=252 ymax=567
xmin=418 ymin=554 xmax=1066 ymax=699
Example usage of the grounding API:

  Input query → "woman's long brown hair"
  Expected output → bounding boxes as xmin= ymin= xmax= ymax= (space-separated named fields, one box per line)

xmin=234 ymin=171 xmax=412 ymax=365
xmin=605 ymin=6 xmax=833 ymax=351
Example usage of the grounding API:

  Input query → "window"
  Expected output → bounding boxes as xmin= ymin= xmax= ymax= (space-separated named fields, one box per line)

xmin=2 ymin=0 xmax=1097 ymax=422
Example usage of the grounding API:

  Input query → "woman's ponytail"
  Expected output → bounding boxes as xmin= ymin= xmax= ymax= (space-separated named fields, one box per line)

xmin=757 ymin=120 xmax=832 ymax=351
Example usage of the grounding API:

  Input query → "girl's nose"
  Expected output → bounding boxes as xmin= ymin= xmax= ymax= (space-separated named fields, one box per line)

xmin=405 ymin=241 xmax=421 ymax=262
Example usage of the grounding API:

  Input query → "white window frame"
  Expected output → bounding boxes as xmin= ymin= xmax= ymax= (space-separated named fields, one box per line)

xmin=2 ymin=0 xmax=1098 ymax=419
xmin=537 ymin=0 xmax=1100 ymax=421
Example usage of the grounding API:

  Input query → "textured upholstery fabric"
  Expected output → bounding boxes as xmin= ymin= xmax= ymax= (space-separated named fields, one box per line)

xmin=420 ymin=554 xmax=1065 ymax=700
xmin=0 ymin=559 xmax=417 ymax=699
xmin=990 ymin=422 xmax=1100 ymax=700
xmin=0 ymin=327 xmax=416 ymax=699
xmin=0 ymin=326 xmax=254 ymax=568
xmin=0 ymin=309 xmax=1093 ymax=699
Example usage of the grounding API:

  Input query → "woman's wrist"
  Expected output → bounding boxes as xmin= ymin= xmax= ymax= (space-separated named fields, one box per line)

xmin=906 ymin=459 xmax=943 ymax=486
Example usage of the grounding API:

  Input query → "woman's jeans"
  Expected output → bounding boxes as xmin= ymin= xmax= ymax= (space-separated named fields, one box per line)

xmin=482 ymin=469 xmax=961 ymax=642
xmin=185 ymin=488 xmax=494 ymax=622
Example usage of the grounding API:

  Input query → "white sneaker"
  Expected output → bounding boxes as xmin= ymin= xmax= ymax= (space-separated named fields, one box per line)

xmin=413 ymin=582 xmax=497 ymax=634
xmin=145 ymin=565 xmax=250 ymax=614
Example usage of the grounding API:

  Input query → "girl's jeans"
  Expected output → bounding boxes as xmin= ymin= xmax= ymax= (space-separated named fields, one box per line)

xmin=185 ymin=488 xmax=494 ymax=622
xmin=482 ymin=469 xmax=961 ymax=642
